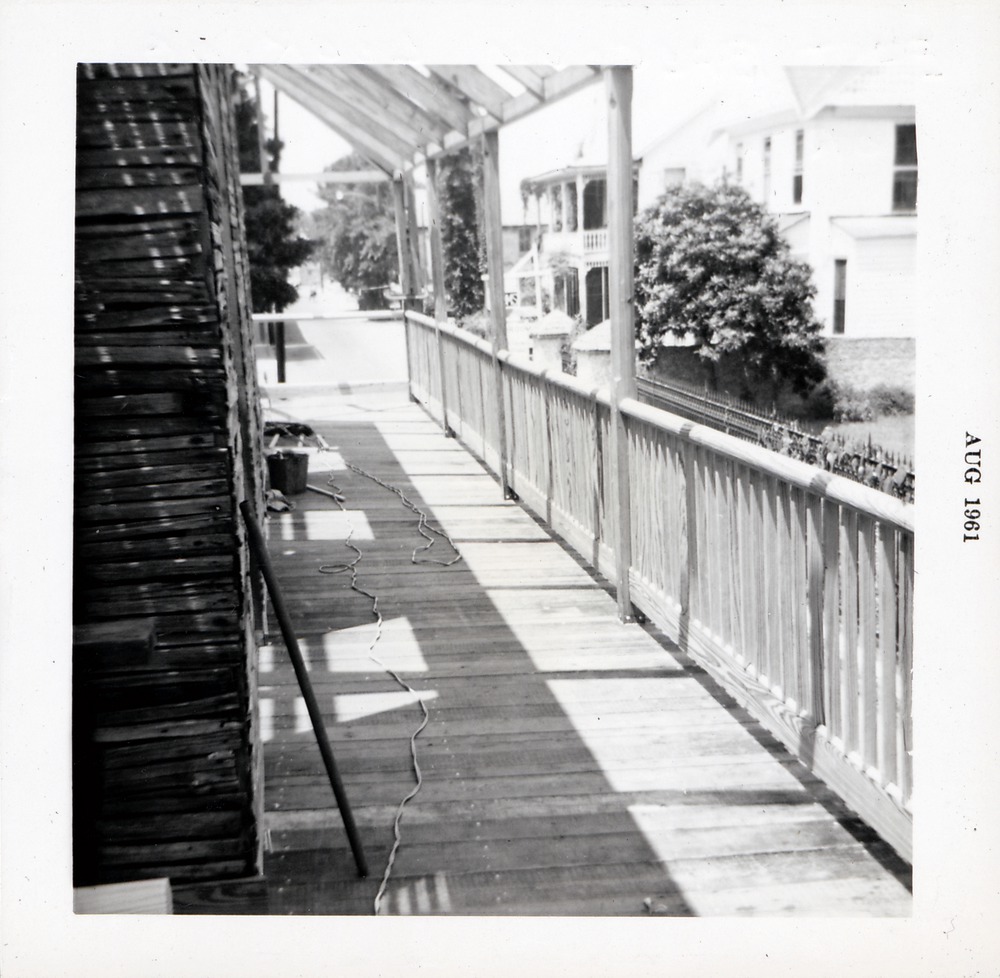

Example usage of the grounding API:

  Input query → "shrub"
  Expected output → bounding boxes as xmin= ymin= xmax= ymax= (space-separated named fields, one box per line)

xmin=634 ymin=182 xmax=826 ymax=399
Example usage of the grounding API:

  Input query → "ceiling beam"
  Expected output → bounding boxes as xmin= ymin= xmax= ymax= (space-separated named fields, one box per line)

xmin=426 ymin=65 xmax=511 ymax=119
xmin=253 ymin=65 xmax=403 ymax=174
xmin=368 ymin=64 xmax=476 ymax=134
xmin=240 ymin=169 xmax=389 ymax=186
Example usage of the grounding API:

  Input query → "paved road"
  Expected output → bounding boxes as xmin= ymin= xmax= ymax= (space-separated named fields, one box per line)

xmin=256 ymin=283 xmax=409 ymax=388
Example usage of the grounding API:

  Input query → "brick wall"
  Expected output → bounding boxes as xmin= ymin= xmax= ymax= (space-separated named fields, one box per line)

xmin=825 ymin=337 xmax=916 ymax=392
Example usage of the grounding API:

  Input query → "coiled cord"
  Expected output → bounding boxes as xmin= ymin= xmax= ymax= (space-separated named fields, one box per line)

xmin=315 ymin=459 xmax=461 ymax=914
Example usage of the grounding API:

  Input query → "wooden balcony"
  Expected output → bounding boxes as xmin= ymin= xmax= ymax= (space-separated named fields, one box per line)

xmin=256 ymin=366 xmax=911 ymax=915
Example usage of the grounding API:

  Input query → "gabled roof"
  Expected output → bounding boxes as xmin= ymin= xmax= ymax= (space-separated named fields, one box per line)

xmin=787 ymin=65 xmax=921 ymax=117
xmin=716 ymin=65 xmax=918 ymax=138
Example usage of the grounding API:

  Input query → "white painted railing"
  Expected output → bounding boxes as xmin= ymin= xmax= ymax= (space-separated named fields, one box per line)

xmin=582 ymin=228 xmax=608 ymax=252
xmin=405 ymin=311 xmax=914 ymax=861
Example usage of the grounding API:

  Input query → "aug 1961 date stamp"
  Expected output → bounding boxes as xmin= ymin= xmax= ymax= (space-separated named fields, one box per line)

xmin=964 ymin=432 xmax=982 ymax=542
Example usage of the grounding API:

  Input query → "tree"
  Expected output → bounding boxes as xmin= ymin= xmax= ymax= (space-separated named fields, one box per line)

xmin=312 ymin=154 xmax=398 ymax=310
xmin=633 ymin=182 xmax=825 ymax=397
xmin=233 ymin=74 xmax=315 ymax=313
xmin=435 ymin=147 xmax=485 ymax=322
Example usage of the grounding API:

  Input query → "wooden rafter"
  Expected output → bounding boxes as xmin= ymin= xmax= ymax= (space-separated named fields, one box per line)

xmin=426 ymin=65 xmax=512 ymax=119
xmin=283 ymin=66 xmax=421 ymax=160
xmin=253 ymin=65 xmax=403 ymax=173
xmin=310 ymin=66 xmax=433 ymax=151
xmin=366 ymin=64 xmax=475 ymax=135
xmin=419 ymin=65 xmax=603 ymax=163
xmin=321 ymin=66 xmax=451 ymax=145
xmin=498 ymin=66 xmax=546 ymax=99
xmin=256 ymin=63 xmax=603 ymax=174
xmin=350 ymin=64 xmax=460 ymax=139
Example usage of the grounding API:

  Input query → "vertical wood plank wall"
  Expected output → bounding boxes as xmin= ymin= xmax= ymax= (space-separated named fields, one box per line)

xmin=74 ymin=63 xmax=264 ymax=887
xmin=405 ymin=310 xmax=914 ymax=862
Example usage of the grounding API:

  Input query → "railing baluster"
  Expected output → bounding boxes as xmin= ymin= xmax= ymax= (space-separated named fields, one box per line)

xmin=823 ymin=500 xmax=842 ymax=743
xmin=898 ymin=532 xmax=914 ymax=806
xmin=858 ymin=515 xmax=879 ymax=774
xmin=806 ymin=494 xmax=826 ymax=724
xmin=840 ymin=509 xmax=861 ymax=758
xmin=877 ymin=524 xmax=899 ymax=789
xmin=791 ymin=487 xmax=810 ymax=714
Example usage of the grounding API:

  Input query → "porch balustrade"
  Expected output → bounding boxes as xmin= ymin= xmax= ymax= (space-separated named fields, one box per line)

xmin=404 ymin=309 xmax=914 ymax=862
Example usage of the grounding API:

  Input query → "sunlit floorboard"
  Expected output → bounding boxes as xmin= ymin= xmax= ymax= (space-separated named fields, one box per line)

xmin=259 ymin=383 xmax=911 ymax=917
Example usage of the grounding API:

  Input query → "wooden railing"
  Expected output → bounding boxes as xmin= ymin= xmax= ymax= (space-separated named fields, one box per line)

xmin=405 ymin=311 xmax=914 ymax=862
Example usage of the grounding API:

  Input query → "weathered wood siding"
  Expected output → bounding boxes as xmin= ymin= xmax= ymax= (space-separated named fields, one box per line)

xmin=74 ymin=63 xmax=264 ymax=887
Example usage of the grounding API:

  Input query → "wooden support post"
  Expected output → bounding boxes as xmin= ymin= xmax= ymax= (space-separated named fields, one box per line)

xmin=482 ymin=129 xmax=512 ymax=497
xmin=275 ymin=320 xmax=286 ymax=384
xmin=424 ymin=158 xmax=453 ymax=435
xmin=424 ymin=159 xmax=448 ymax=322
xmin=392 ymin=176 xmax=413 ymax=300
xmin=252 ymin=74 xmax=272 ymax=187
xmin=605 ymin=65 xmax=636 ymax=622
xmin=407 ymin=178 xmax=425 ymax=296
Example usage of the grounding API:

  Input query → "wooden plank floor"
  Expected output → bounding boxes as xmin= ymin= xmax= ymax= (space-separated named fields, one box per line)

xmin=258 ymin=382 xmax=912 ymax=916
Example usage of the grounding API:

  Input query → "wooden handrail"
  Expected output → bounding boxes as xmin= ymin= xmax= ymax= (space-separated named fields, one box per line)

xmin=407 ymin=311 xmax=912 ymax=532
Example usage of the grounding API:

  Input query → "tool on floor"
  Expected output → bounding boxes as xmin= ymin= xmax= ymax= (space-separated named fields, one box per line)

xmin=239 ymin=500 xmax=368 ymax=879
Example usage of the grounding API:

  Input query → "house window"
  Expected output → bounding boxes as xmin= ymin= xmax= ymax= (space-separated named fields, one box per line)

xmin=565 ymin=269 xmax=580 ymax=318
xmin=893 ymin=123 xmax=918 ymax=212
xmin=735 ymin=143 xmax=743 ymax=184
xmin=663 ymin=167 xmax=685 ymax=189
xmin=763 ymin=136 xmax=772 ymax=202
xmin=565 ymin=182 xmax=578 ymax=232
xmin=582 ymin=179 xmax=606 ymax=230
xmin=833 ymin=259 xmax=847 ymax=334
xmin=518 ymin=226 xmax=533 ymax=253
xmin=585 ymin=267 xmax=609 ymax=326
xmin=793 ymin=129 xmax=804 ymax=205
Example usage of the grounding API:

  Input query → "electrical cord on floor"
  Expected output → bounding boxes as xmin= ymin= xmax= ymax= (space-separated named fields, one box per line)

xmin=314 ymin=458 xmax=461 ymax=915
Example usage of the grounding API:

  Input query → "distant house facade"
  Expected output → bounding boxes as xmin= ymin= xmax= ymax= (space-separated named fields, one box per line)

xmin=512 ymin=162 xmax=639 ymax=326
xmin=720 ymin=67 xmax=918 ymax=339
xmin=512 ymin=67 xmax=918 ymax=341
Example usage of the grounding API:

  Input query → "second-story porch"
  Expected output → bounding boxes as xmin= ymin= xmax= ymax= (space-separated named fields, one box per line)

xmin=515 ymin=162 xmax=639 ymax=325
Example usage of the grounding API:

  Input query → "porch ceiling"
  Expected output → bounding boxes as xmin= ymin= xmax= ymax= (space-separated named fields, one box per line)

xmin=250 ymin=64 xmax=603 ymax=176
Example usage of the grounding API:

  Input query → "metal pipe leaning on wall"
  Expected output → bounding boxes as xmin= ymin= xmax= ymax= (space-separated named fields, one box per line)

xmin=239 ymin=500 xmax=368 ymax=878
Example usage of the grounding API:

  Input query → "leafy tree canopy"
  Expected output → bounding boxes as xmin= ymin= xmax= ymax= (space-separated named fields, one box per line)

xmin=312 ymin=154 xmax=398 ymax=310
xmin=233 ymin=73 xmax=315 ymax=313
xmin=634 ymin=182 xmax=825 ymax=396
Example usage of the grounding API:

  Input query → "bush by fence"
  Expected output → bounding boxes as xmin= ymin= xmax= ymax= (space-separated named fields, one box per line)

xmin=637 ymin=375 xmax=915 ymax=503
